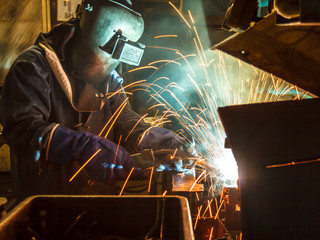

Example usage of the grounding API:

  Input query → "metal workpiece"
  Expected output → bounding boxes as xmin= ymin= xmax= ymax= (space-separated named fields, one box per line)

xmin=172 ymin=169 xmax=203 ymax=193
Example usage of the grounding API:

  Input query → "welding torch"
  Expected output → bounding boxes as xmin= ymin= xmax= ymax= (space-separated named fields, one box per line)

xmin=131 ymin=147 xmax=198 ymax=172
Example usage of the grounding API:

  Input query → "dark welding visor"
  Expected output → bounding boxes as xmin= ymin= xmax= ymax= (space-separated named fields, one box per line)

xmin=99 ymin=29 xmax=145 ymax=66
xmin=79 ymin=0 xmax=145 ymax=65
xmin=99 ymin=0 xmax=145 ymax=66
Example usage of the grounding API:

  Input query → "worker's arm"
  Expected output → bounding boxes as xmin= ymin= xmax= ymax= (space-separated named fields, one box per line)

xmin=0 ymin=48 xmax=57 ymax=162
xmin=108 ymin=72 xmax=150 ymax=153
xmin=0 ymin=50 xmax=144 ymax=183
xmin=47 ymin=125 xmax=144 ymax=183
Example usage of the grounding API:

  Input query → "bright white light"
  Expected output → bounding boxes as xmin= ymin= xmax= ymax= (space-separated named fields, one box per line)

xmin=215 ymin=148 xmax=238 ymax=187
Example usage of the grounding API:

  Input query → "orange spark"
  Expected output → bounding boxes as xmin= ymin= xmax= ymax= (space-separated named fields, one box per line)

xmin=201 ymin=198 xmax=213 ymax=218
xmin=119 ymin=167 xmax=135 ymax=196
xmin=214 ymin=199 xmax=224 ymax=220
xmin=137 ymin=126 xmax=159 ymax=148
xmin=294 ymin=85 xmax=300 ymax=100
xmin=170 ymin=148 xmax=178 ymax=159
xmin=69 ymin=149 xmax=101 ymax=182
xmin=144 ymin=77 xmax=170 ymax=94
xmin=193 ymin=26 xmax=207 ymax=64
xmin=193 ymin=38 xmax=205 ymax=66
xmin=175 ymin=51 xmax=196 ymax=77
xmin=168 ymin=2 xmax=191 ymax=29
xmin=195 ymin=192 xmax=200 ymax=201
xmin=113 ymin=135 xmax=122 ymax=164
xmin=220 ymin=187 xmax=224 ymax=204
xmin=124 ymin=113 xmax=148 ymax=141
xmin=214 ymin=198 xmax=218 ymax=212
xmin=98 ymin=98 xmax=129 ymax=136
xmin=154 ymin=35 xmax=178 ymax=38
xmin=194 ymin=205 xmax=203 ymax=230
xmin=104 ymin=101 xmax=128 ymax=138
xmin=190 ymin=170 xmax=206 ymax=192
xmin=208 ymin=227 xmax=214 ymax=240
xmin=162 ymin=190 xmax=167 ymax=196
xmin=266 ymin=159 xmax=320 ymax=168
xmin=130 ymin=88 xmax=150 ymax=93
xmin=152 ymin=109 xmax=159 ymax=121
xmin=188 ymin=10 xmax=195 ymax=24
xmin=148 ymin=167 xmax=155 ymax=193
xmin=188 ymin=74 xmax=203 ymax=97
xmin=106 ymin=79 xmax=147 ymax=99
xmin=208 ymin=199 xmax=213 ymax=217
xmin=105 ymin=91 xmax=133 ymax=98
xmin=147 ymin=46 xmax=180 ymax=52
xmin=148 ymin=59 xmax=181 ymax=66
xmin=128 ymin=66 xmax=158 ymax=73
xmin=208 ymin=184 xmax=213 ymax=196
xmin=148 ymin=103 xmax=165 ymax=110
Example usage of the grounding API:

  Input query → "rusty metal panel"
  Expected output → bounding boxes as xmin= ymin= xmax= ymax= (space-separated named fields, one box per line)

xmin=215 ymin=12 xmax=320 ymax=96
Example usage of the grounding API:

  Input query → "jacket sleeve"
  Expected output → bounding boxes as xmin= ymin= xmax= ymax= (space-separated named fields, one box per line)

xmin=47 ymin=125 xmax=144 ymax=182
xmin=108 ymin=72 xmax=186 ymax=153
xmin=0 ymin=48 xmax=56 ymax=162
xmin=108 ymin=72 xmax=150 ymax=153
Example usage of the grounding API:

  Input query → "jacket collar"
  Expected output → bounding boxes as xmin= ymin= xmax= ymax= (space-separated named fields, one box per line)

xmin=37 ymin=20 xmax=109 ymax=112
xmin=35 ymin=19 xmax=79 ymax=62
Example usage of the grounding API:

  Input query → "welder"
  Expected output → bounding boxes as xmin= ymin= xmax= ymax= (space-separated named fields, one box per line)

xmin=0 ymin=0 xmax=194 ymax=202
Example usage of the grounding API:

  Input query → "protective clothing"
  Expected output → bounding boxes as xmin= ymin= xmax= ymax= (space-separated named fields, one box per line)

xmin=0 ymin=18 xmax=191 ymax=202
xmin=139 ymin=128 xmax=197 ymax=171
xmin=0 ymin=19 xmax=149 ymax=201
xmin=48 ymin=126 xmax=144 ymax=183
xmin=138 ymin=127 xmax=185 ymax=151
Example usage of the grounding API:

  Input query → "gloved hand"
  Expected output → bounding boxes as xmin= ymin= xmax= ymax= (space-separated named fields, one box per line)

xmin=131 ymin=148 xmax=194 ymax=172
xmin=138 ymin=127 xmax=198 ymax=172
xmin=48 ymin=126 xmax=144 ymax=183
xmin=138 ymin=127 xmax=185 ymax=151
xmin=153 ymin=149 xmax=195 ymax=172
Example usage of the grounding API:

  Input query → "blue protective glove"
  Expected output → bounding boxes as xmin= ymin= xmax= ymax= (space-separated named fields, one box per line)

xmin=48 ymin=126 xmax=144 ymax=183
xmin=138 ymin=127 xmax=185 ymax=151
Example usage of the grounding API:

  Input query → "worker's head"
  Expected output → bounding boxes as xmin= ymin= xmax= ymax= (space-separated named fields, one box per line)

xmin=73 ymin=0 xmax=144 ymax=82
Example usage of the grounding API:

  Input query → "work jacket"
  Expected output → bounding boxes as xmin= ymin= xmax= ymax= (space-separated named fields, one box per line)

xmin=0 ymin=19 xmax=150 ymax=201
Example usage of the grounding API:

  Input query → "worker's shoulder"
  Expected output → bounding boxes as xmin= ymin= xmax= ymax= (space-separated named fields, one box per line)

xmin=14 ymin=45 xmax=46 ymax=64
xmin=9 ymin=45 xmax=50 ymax=74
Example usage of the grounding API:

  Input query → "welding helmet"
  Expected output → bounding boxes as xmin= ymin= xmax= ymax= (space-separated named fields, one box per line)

xmin=77 ymin=0 xmax=145 ymax=66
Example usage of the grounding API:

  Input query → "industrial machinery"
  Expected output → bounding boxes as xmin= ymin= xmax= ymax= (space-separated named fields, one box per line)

xmin=218 ymin=98 xmax=320 ymax=240
xmin=215 ymin=1 xmax=320 ymax=239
